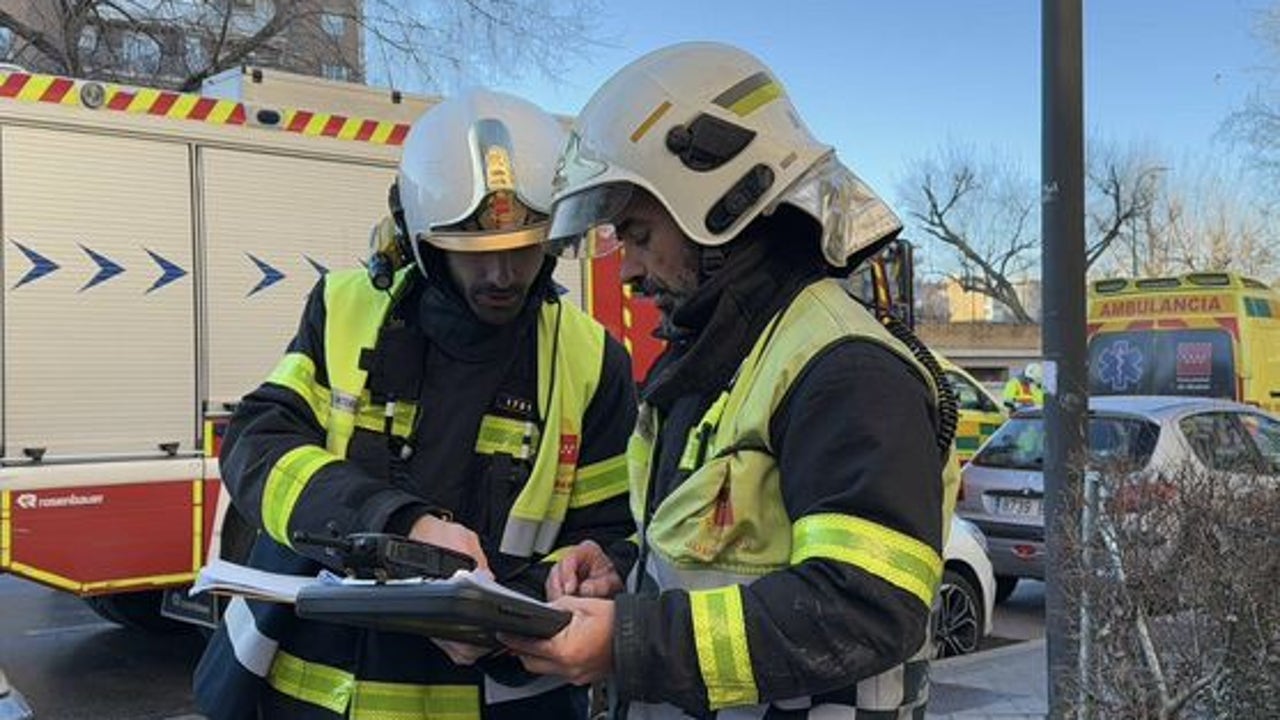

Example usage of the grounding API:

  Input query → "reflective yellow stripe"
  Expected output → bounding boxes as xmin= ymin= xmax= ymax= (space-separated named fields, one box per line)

xmin=728 ymin=81 xmax=781 ymax=117
xmin=791 ymin=513 xmax=942 ymax=607
xmin=689 ymin=585 xmax=758 ymax=709
xmin=352 ymin=681 xmax=480 ymax=720
xmin=262 ymin=446 xmax=340 ymax=547
xmin=2 ymin=491 xmax=11 ymax=568
xmin=353 ymin=397 xmax=418 ymax=438
xmin=267 ymin=650 xmax=481 ymax=719
xmin=569 ymin=454 xmax=628 ymax=508
xmin=5 ymin=562 xmax=195 ymax=593
xmin=630 ymin=100 xmax=672 ymax=142
xmin=268 ymin=650 xmax=353 ymax=714
xmin=191 ymin=480 xmax=203 ymax=571
xmin=475 ymin=415 xmax=536 ymax=459
xmin=267 ymin=352 xmax=331 ymax=429
xmin=324 ymin=269 xmax=408 ymax=456
xmin=679 ymin=390 xmax=730 ymax=471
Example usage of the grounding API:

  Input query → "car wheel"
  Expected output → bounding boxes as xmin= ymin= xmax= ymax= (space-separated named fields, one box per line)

xmin=934 ymin=568 xmax=984 ymax=658
xmin=994 ymin=575 xmax=1019 ymax=604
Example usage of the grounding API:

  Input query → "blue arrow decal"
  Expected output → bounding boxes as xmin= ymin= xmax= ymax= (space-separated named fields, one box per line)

xmin=247 ymin=253 xmax=284 ymax=296
xmin=80 ymin=244 xmax=125 ymax=291
xmin=11 ymin=241 xmax=59 ymax=288
xmin=304 ymin=255 xmax=329 ymax=276
xmin=145 ymin=249 xmax=188 ymax=293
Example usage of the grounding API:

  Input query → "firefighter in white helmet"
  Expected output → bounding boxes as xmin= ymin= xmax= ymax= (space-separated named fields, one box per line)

xmin=1003 ymin=362 xmax=1046 ymax=410
xmin=195 ymin=88 xmax=637 ymax=720
xmin=502 ymin=43 xmax=957 ymax=718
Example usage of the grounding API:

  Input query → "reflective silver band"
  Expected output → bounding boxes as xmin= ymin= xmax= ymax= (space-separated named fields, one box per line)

xmin=224 ymin=596 xmax=279 ymax=678
xmin=500 ymin=516 xmax=563 ymax=557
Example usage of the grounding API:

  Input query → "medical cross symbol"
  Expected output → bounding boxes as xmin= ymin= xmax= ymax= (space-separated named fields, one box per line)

xmin=1098 ymin=340 xmax=1145 ymax=392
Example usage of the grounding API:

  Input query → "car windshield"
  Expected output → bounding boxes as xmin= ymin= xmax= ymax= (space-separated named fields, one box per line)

xmin=971 ymin=415 xmax=1160 ymax=470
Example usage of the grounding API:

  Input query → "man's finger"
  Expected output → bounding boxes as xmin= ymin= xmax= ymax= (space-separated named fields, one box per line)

xmin=578 ymin=577 xmax=605 ymax=598
xmin=546 ymin=564 xmax=564 ymax=601
xmin=557 ymin=552 xmax=584 ymax=595
xmin=561 ymin=569 xmax=579 ymax=596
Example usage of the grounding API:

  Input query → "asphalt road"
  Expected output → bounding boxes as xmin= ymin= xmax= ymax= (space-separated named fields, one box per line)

xmin=1 ymin=575 xmax=1047 ymax=719
xmin=991 ymin=578 xmax=1046 ymax=642
xmin=0 ymin=575 xmax=204 ymax=719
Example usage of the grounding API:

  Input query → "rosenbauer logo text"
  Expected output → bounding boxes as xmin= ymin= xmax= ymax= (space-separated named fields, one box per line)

xmin=14 ymin=492 xmax=105 ymax=510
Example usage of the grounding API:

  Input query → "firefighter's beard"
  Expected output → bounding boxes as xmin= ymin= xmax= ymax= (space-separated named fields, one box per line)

xmin=633 ymin=277 xmax=696 ymax=341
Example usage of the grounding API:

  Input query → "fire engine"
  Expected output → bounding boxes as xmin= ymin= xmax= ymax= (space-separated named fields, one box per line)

xmin=0 ymin=66 xmax=600 ymax=630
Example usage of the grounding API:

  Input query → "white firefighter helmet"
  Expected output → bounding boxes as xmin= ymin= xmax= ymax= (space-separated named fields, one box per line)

xmin=1024 ymin=362 xmax=1044 ymax=384
xmin=397 ymin=87 xmax=567 ymax=255
xmin=546 ymin=41 xmax=902 ymax=267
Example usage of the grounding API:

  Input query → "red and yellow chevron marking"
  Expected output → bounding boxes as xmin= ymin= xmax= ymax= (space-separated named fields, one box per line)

xmin=281 ymin=108 xmax=409 ymax=144
xmin=0 ymin=71 xmax=410 ymax=146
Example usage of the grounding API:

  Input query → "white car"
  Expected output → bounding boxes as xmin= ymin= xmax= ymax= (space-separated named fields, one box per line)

xmin=935 ymin=515 xmax=996 ymax=657
xmin=957 ymin=395 xmax=1280 ymax=602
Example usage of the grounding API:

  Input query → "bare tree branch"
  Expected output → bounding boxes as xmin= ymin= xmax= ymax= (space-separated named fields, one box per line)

xmin=903 ymin=139 xmax=1276 ymax=323
xmin=903 ymin=149 xmax=1039 ymax=323
xmin=0 ymin=0 xmax=607 ymax=94
xmin=0 ymin=8 xmax=70 ymax=68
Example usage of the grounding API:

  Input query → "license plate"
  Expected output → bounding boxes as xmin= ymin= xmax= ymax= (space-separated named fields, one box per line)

xmin=994 ymin=496 xmax=1042 ymax=517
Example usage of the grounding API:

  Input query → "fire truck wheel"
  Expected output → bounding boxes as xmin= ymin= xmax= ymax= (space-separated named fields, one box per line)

xmin=83 ymin=590 xmax=196 ymax=634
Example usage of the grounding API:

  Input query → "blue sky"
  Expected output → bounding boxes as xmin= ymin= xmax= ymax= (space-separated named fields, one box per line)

xmin=481 ymin=0 xmax=1273 ymax=202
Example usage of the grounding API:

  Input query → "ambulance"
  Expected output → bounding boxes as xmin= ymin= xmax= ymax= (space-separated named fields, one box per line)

xmin=0 ymin=66 xmax=595 ymax=630
xmin=1087 ymin=272 xmax=1280 ymax=412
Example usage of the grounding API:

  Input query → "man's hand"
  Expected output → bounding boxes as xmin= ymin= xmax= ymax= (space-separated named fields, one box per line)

xmin=407 ymin=514 xmax=489 ymax=572
xmin=498 ymin=596 xmax=615 ymax=685
xmin=431 ymin=638 xmax=494 ymax=666
xmin=545 ymin=540 xmax=623 ymax=600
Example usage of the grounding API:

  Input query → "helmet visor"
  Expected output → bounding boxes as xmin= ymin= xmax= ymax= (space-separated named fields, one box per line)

xmin=426 ymin=224 xmax=549 ymax=253
xmin=422 ymin=189 xmax=550 ymax=252
xmin=778 ymin=154 xmax=902 ymax=268
xmin=545 ymin=182 xmax=633 ymax=259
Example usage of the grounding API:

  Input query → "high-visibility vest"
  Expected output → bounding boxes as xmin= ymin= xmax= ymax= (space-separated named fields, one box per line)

xmin=1003 ymin=377 xmax=1043 ymax=408
xmin=197 ymin=269 xmax=614 ymax=719
xmin=625 ymin=279 xmax=953 ymax=719
xmin=262 ymin=268 xmax=613 ymax=557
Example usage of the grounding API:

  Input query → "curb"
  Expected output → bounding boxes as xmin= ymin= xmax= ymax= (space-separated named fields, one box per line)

xmin=933 ymin=637 xmax=1045 ymax=671
xmin=0 ymin=668 xmax=35 ymax=720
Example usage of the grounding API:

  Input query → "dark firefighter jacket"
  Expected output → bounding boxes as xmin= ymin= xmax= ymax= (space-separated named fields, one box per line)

xmin=194 ymin=267 xmax=637 ymax=720
xmin=613 ymin=233 xmax=948 ymax=719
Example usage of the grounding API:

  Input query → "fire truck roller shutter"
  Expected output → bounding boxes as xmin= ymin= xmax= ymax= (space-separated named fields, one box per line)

xmin=200 ymin=148 xmax=395 ymax=407
xmin=1 ymin=125 xmax=196 ymax=459
xmin=551 ymin=254 xmax=585 ymax=309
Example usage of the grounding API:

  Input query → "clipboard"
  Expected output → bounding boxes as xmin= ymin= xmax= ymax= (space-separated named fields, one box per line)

xmin=294 ymin=580 xmax=571 ymax=646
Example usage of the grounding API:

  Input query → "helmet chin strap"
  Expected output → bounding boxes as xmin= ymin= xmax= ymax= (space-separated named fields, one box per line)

xmin=698 ymin=246 xmax=728 ymax=283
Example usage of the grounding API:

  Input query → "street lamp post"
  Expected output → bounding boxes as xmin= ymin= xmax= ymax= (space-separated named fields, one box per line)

xmin=1042 ymin=0 xmax=1088 ymax=717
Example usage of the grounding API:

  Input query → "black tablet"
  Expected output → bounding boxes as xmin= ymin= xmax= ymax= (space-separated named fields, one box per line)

xmin=294 ymin=581 xmax=570 ymax=647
